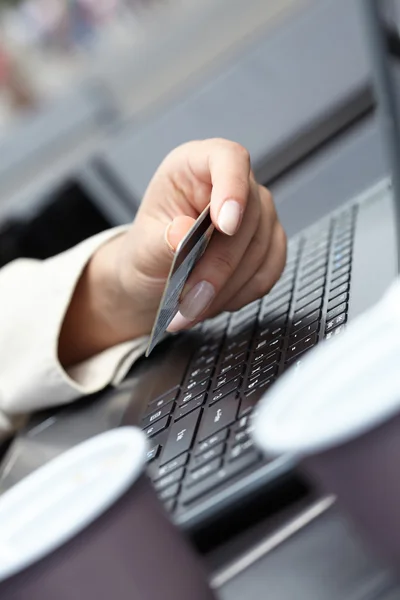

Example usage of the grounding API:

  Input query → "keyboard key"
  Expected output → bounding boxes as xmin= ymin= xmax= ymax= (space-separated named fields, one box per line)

xmin=332 ymin=256 xmax=351 ymax=273
xmin=333 ymin=239 xmax=352 ymax=255
xmin=245 ymin=374 xmax=274 ymax=394
xmin=298 ymin=266 xmax=327 ymax=290
xmin=187 ymin=366 xmax=213 ymax=382
xmin=175 ymin=395 xmax=206 ymax=420
xmin=266 ymin=281 xmax=294 ymax=303
xmin=329 ymin=272 xmax=350 ymax=290
xmin=284 ymin=355 xmax=307 ymax=370
xmin=334 ymin=230 xmax=353 ymax=246
xmin=143 ymin=415 xmax=170 ymax=438
xmin=328 ymin=282 xmax=349 ymax=300
xmin=302 ymin=242 xmax=329 ymax=261
xmin=290 ymin=309 xmax=320 ymax=334
xmin=155 ymin=454 xmax=189 ymax=480
xmin=235 ymin=415 xmax=251 ymax=432
xmin=263 ymin=292 xmax=292 ymax=313
xmin=154 ymin=467 xmax=185 ymax=491
xmin=325 ymin=313 xmax=347 ymax=332
xmin=297 ymin=277 xmax=325 ymax=300
xmin=141 ymin=403 xmax=174 ymax=429
xmin=240 ymin=381 xmax=272 ymax=414
xmin=295 ymin=287 xmax=324 ymax=310
xmin=252 ymin=348 xmax=280 ymax=366
xmin=300 ymin=257 xmax=327 ymax=278
xmin=228 ymin=439 xmax=255 ymax=461
xmin=288 ymin=320 xmax=319 ymax=345
xmin=224 ymin=331 xmax=253 ymax=354
xmin=231 ymin=305 xmax=259 ymax=326
xmin=325 ymin=324 xmax=346 ymax=339
xmin=332 ymin=245 xmax=351 ymax=262
xmin=252 ymin=337 xmax=281 ymax=359
xmin=327 ymin=293 xmax=348 ymax=312
xmin=195 ymin=429 xmax=229 ymax=455
xmin=197 ymin=397 xmax=240 ymax=441
xmin=331 ymin=264 xmax=351 ymax=283
xmin=180 ymin=453 xmax=259 ymax=505
xmin=186 ymin=458 xmax=222 ymax=487
xmin=326 ymin=302 xmax=348 ymax=321
xmin=158 ymin=483 xmax=180 ymax=501
xmin=192 ymin=354 xmax=216 ymax=370
xmin=256 ymin=324 xmax=284 ymax=344
xmin=217 ymin=352 xmax=246 ymax=377
xmin=148 ymin=388 xmax=179 ymax=409
xmin=180 ymin=381 xmax=209 ymax=405
xmin=186 ymin=372 xmax=211 ymax=391
xmin=210 ymin=380 xmax=240 ymax=405
xmin=190 ymin=443 xmax=225 ymax=470
xmin=146 ymin=444 xmax=161 ymax=462
xmin=261 ymin=302 xmax=290 ymax=323
xmin=249 ymin=360 xmax=277 ymax=380
xmin=286 ymin=332 xmax=318 ymax=362
xmin=233 ymin=430 xmax=249 ymax=444
xmin=228 ymin=318 xmax=254 ymax=337
xmin=214 ymin=364 xmax=245 ymax=390
xmin=293 ymin=298 xmax=322 ymax=321
xmin=160 ymin=408 xmax=201 ymax=465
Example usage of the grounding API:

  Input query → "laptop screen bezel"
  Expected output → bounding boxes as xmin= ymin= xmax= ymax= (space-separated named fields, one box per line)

xmin=362 ymin=0 xmax=400 ymax=271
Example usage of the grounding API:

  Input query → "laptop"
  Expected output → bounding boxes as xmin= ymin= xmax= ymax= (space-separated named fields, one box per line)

xmin=0 ymin=0 xmax=399 ymax=536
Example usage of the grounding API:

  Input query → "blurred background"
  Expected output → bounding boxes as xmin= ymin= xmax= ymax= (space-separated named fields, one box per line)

xmin=0 ymin=0 xmax=302 ymax=131
xmin=0 ymin=0 xmax=379 ymax=273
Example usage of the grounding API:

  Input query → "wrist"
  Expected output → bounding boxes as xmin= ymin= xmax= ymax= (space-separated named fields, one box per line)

xmin=59 ymin=233 xmax=147 ymax=367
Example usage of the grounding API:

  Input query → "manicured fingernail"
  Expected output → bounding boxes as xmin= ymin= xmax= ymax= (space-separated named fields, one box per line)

xmin=167 ymin=311 xmax=192 ymax=332
xmin=180 ymin=280 xmax=216 ymax=321
xmin=218 ymin=200 xmax=242 ymax=235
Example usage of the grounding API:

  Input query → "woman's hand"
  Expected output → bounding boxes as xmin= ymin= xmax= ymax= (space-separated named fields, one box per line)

xmin=59 ymin=139 xmax=287 ymax=366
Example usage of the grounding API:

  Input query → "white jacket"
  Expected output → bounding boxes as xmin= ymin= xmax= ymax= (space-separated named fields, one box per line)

xmin=0 ymin=228 xmax=149 ymax=440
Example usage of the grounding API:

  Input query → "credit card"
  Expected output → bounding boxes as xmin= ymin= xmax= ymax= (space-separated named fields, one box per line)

xmin=145 ymin=205 xmax=214 ymax=356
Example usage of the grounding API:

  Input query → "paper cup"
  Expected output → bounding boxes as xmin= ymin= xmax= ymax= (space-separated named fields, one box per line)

xmin=0 ymin=427 xmax=216 ymax=600
xmin=252 ymin=279 xmax=400 ymax=569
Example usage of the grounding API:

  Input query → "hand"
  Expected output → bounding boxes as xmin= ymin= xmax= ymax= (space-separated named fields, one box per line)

xmin=59 ymin=139 xmax=287 ymax=366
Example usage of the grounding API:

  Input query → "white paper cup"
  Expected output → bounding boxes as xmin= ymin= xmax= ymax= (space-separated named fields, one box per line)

xmin=252 ymin=279 xmax=400 ymax=569
xmin=0 ymin=427 xmax=216 ymax=600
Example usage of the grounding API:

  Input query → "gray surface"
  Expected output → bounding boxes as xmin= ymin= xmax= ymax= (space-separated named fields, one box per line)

xmin=350 ymin=183 xmax=398 ymax=318
xmin=99 ymin=0 xmax=372 ymax=206
xmin=217 ymin=506 xmax=400 ymax=600
xmin=271 ymin=114 xmax=388 ymax=236
xmin=0 ymin=84 xmax=116 ymax=222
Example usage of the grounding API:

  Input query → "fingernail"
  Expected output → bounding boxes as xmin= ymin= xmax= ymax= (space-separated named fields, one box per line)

xmin=180 ymin=280 xmax=216 ymax=321
xmin=218 ymin=200 xmax=242 ymax=235
xmin=167 ymin=311 xmax=192 ymax=332
xmin=164 ymin=222 xmax=175 ymax=252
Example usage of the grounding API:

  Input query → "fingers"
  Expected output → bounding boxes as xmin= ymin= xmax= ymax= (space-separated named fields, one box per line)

xmin=168 ymin=182 xmax=287 ymax=332
xmin=165 ymin=215 xmax=197 ymax=252
xmin=201 ymin=185 xmax=276 ymax=317
xmin=208 ymin=142 xmax=251 ymax=236
xmin=222 ymin=221 xmax=287 ymax=312
xmin=166 ymin=139 xmax=252 ymax=235
xmin=168 ymin=180 xmax=261 ymax=331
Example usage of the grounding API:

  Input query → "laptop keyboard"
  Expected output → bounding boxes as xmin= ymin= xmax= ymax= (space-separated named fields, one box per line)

xmin=141 ymin=206 xmax=357 ymax=516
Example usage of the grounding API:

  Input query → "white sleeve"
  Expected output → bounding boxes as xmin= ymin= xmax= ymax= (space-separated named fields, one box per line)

xmin=0 ymin=228 xmax=150 ymax=440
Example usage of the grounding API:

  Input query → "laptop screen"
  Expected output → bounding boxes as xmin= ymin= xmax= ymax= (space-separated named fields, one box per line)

xmin=363 ymin=0 xmax=400 ymax=267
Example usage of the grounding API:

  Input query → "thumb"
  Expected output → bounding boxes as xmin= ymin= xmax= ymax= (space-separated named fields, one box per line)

xmin=165 ymin=215 xmax=196 ymax=252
